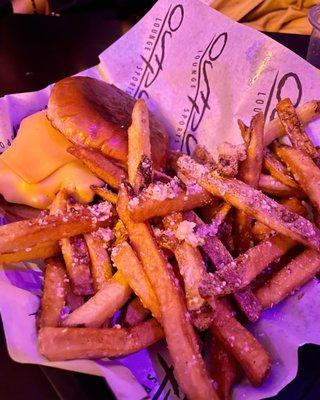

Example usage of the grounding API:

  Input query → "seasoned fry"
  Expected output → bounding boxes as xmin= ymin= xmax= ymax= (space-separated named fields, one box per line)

xmin=84 ymin=231 xmax=113 ymax=292
xmin=173 ymin=241 xmax=207 ymax=311
xmin=252 ymin=197 xmax=307 ymax=240
xmin=50 ymin=190 xmax=94 ymax=296
xmin=216 ymin=142 xmax=246 ymax=178
xmin=91 ymin=185 xmax=117 ymax=204
xmin=0 ymin=201 xmax=114 ymax=254
xmin=235 ymin=112 xmax=264 ymax=253
xmin=238 ymin=119 xmax=250 ymax=144
xmin=255 ymin=248 xmax=320 ymax=309
xmin=202 ymin=235 xmax=233 ymax=270
xmin=208 ymin=335 xmax=238 ymax=400
xmin=117 ymin=184 xmax=218 ymax=400
xmin=62 ymin=271 xmax=132 ymax=327
xmin=114 ymin=219 xmax=128 ymax=245
xmin=111 ymin=241 xmax=161 ymax=321
xmin=123 ymin=297 xmax=150 ymax=327
xmin=198 ymin=201 xmax=231 ymax=224
xmin=0 ymin=241 xmax=60 ymax=264
xmin=185 ymin=210 xmax=261 ymax=321
xmin=38 ymin=319 xmax=164 ymax=361
xmin=128 ymin=99 xmax=153 ymax=192
xmin=208 ymin=297 xmax=271 ymax=386
xmin=61 ymin=235 xmax=93 ymax=296
xmin=37 ymin=258 xmax=68 ymax=328
xmin=162 ymin=212 xmax=212 ymax=326
xmin=184 ymin=210 xmax=233 ymax=269
xmin=233 ymin=289 xmax=262 ymax=323
xmin=276 ymin=98 xmax=319 ymax=161
xmin=66 ymin=286 xmax=84 ymax=312
xmin=0 ymin=202 xmax=41 ymax=222
xmin=68 ymin=146 xmax=126 ymax=189
xmin=185 ymin=206 xmax=231 ymax=240
xmin=200 ymin=234 xmax=296 ymax=297
xmin=177 ymin=155 xmax=320 ymax=251
xmin=163 ymin=232 xmax=214 ymax=329
xmin=192 ymin=145 xmax=216 ymax=167
xmin=276 ymin=145 xmax=320 ymax=214
xmin=264 ymin=100 xmax=320 ymax=145
xmin=263 ymin=148 xmax=299 ymax=189
xmin=128 ymin=179 xmax=214 ymax=222
xmin=238 ymin=112 xmax=264 ymax=188
xmin=258 ymin=174 xmax=304 ymax=198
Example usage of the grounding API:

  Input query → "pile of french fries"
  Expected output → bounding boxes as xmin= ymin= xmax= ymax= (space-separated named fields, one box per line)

xmin=1 ymin=97 xmax=320 ymax=400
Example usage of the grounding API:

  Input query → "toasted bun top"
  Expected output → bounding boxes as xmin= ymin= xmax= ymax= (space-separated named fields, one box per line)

xmin=47 ymin=77 xmax=169 ymax=170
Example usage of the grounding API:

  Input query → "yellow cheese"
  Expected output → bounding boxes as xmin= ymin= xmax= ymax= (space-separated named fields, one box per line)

xmin=1 ymin=110 xmax=75 ymax=183
xmin=0 ymin=159 xmax=102 ymax=209
xmin=0 ymin=110 xmax=104 ymax=209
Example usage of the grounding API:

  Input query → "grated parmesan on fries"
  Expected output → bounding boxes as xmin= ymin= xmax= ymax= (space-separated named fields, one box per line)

xmin=1 ymin=94 xmax=320 ymax=400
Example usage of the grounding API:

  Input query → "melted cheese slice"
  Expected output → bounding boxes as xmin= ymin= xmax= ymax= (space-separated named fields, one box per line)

xmin=1 ymin=110 xmax=75 ymax=183
xmin=0 ymin=111 xmax=103 ymax=209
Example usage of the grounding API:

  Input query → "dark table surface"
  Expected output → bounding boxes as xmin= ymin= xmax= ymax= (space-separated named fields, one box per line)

xmin=0 ymin=5 xmax=319 ymax=400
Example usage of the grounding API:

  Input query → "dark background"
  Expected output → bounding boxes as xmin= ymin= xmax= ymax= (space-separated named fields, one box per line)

xmin=0 ymin=1 xmax=320 ymax=399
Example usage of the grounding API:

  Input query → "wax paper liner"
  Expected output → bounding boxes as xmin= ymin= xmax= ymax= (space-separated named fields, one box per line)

xmin=1 ymin=0 xmax=320 ymax=399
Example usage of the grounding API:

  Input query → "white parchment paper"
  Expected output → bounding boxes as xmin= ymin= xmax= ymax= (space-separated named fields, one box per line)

xmin=1 ymin=0 xmax=320 ymax=399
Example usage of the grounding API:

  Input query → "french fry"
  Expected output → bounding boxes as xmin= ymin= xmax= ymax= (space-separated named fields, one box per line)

xmin=128 ymin=179 xmax=214 ymax=222
xmin=50 ymin=190 xmax=94 ymax=296
xmin=185 ymin=210 xmax=261 ymax=321
xmin=263 ymin=148 xmax=299 ymax=189
xmin=162 ymin=212 xmax=212 ymax=326
xmin=123 ymin=297 xmax=150 ymax=327
xmin=66 ymin=286 xmax=84 ymax=312
xmin=160 ymin=227 xmax=214 ymax=329
xmin=208 ymin=297 xmax=271 ymax=386
xmin=128 ymin=99 xmax=153 ymax=192
xmin=114 ymin=219 xmax=128 ymax=245
xmin=37 ymin=258 xmax=68 ymax=328
xmin=252 ymin=197 xmax=307 ymax=240
xmin=84 ymin=231 xmax=113 ymax=292
xmin=264 ymin=100 xmax=320 ymax=146
xmin=233 ymin=289 xmax=262 ymax=323
xmin=62 ymin=271 xmax=132 ymax=327
xmin=200 ymin=234 xmax=296 ymax=297
xmin=208 ymin=335 xmax=238 ymax=400
xmin=276 ymin=98 xmax=319 ymax=161
xmin=202 ymin=234 xmax=233 ymax=270
xmin=238 ymin=112 xmax=264 ymax=188
xmin=91 ymin=185 xmax=118 ymax=204
xmin=238 ymin=119 xmax=250 ymax=144
xmin=117 ymin=184 xmax=218 ymax=400
xmin=184 ymin=210 xmax=233 ymax=269
xmin=0 ymin=201 xmax=41 ymax=222
xmin=0 ymin=200 xmax=115 ymax=254
xmin=177 ymin=155 xmax=320 ymax=251
xmin=216 ymin=142 xmax=246 ymax=178
xmin=313 ymin=206 xmax=320 ymax=228
xmin=276 ymin=145 xmax=320 ymax=214
xmin=68 ymin=146 xmax=126 ymax=189
xmin=185 ymin=205 xmax=231 ymax=240
xmin=111 ymin=241 xmax=161 ymax=321
xmin=236 ymin=112 xmax=264 ymax=253
xmin=61 ymin=235 xmax=93 ymax=296
xmin=258 ymin=174 xmax=304 ymax=198
xmin=0 ymin=241 xmax=60 ymax=264
xmin=198 ymin=201 xmax=231 ymax=224
xmin=173 ymin=241 xmax=207 ymax=311
xmin=38 ymin=318 xmax=164 ymax=361
xmin=192 ymin=145 xmax=216 ymax=167
xmin=255 ymin=248 xmax=320 ymax=310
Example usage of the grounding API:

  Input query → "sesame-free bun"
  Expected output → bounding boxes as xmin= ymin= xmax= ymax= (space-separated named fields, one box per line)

xmin=47 ymin=77 xmax=168 ymax=170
